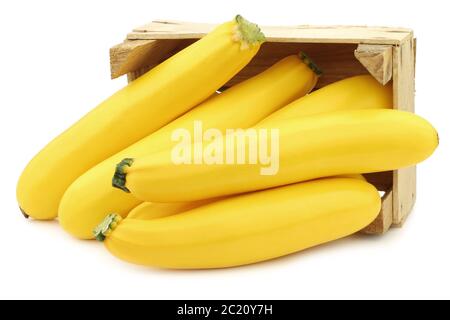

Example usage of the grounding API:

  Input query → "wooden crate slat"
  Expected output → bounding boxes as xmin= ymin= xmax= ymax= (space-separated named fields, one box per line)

xmin=110 ymin=39 xmax=194 ymax=79
xmin=363 ymin=189 xmax=393 ymax=234
xmin=392 ymin=38 xmax=416 ymax=226
xmin=128 ymin=20 xmax=413 ymax=45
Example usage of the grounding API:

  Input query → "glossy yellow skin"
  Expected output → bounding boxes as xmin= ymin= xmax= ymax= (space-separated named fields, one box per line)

xmin=258 ymin=74 xmax=393 ymax=126
xmin=128 ymin=200 xmax=218 ymax=220
xmin=128 ymin=174 xmax=365 ymax=220
xmin=59 ymin=55 xmax=318 ymax=239
xmin=104 ymin=178 xmax=381 ymax=269
xmin=125 ymin=109 xmax=438 ymax=203
xmin=17 ymin=16 xmax=264 ymax=220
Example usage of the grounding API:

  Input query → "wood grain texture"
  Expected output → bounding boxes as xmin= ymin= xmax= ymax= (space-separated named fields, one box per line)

xmin=363 ymin=189 xmax=393 ymax=234
xmin=128 ymin=20 xmax=413 ymax=45
xmin=110 ymin=39 xmax=194 ymax=79
xmin=361 ymin=171 xmax=393 ymax=234
xmin=127 ymin=68 xmax=151 ymax=82
xmin=354 ymin=44 xmax=392 ymax=85
xmin=392 ymin=38 xmax=416 ymax=226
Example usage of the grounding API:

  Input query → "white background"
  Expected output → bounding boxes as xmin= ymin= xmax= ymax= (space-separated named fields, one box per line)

xmin=0 ymin=0 xmax=448 ymax=300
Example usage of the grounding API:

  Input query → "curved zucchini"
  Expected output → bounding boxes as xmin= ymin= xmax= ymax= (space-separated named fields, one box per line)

xmin=17 ymin=15 xmax=265 ymax=220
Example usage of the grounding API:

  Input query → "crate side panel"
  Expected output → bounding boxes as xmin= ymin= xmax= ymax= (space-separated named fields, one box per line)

xmin=392 ymin=38 xmax=416 ymax=225
xmin=124 ymin=42 xmax=371 ymax=86
xmin=226 ymin=43 xmax=370 ymax=89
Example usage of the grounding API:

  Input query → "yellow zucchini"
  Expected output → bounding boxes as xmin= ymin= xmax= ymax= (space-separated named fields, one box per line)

xmin=59 ymin=54 xmax=320 ymax=239
xmin=17 ymin=15 xmax=265 ymax=220
xmin=117 ymin=109 xmax=438 ymax=203
xmin=128 ymin=174 xmax=365 ymax=220
xmin=258 ymin=74 xmax=392 ymax=126
xmin=127 ymin=200 xmax=218 ymax=220
xmin=96 ymin=178 xmax=381 ymax=269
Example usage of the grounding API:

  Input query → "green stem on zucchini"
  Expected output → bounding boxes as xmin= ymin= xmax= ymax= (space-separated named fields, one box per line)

xmin=94 ymin=213 xmax=122 ymax=242
xmin=299 ymin=52 xmax=323 ymax=76
xmin=233 ymin=15 xmax=266 ymax=49
xmin=112 ymin=158 xmax=134 ymax=193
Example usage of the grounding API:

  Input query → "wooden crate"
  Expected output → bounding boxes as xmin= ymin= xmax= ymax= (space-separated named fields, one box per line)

xmin=109 ymin=20 xmax=416 ymax=235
